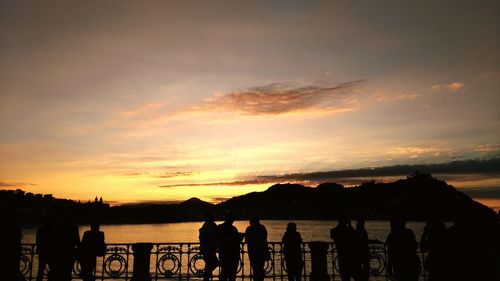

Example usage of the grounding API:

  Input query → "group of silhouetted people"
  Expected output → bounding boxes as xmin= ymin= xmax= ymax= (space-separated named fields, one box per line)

xmin=34 ymin=215 xmax=105 ymax=281
xmin=199 ymin=214 xmax=499 ymax=281
xmin=3 ymin=210 xmax=499 ymax=281
xmin=419 ymin=214 xmax=500 ymax=281
xmin=330 ymin=218 xmax=371 ymax=281
xmin=199 ymin=213 xmax=306 ymax=281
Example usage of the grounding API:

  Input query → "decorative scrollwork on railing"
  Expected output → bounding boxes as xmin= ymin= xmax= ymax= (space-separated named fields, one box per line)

xmin=368 ymin=244 xmax=386 ymax=276
xmin=159 ymin=245 xmax=181 ymax=253
xmin=19 ymin=241 xmax=425 ymax=281
xmin=104 ymin=254 xmax=128 ymax=278
xmin=158 ymin=253 xmax=180 ymax=277
xmin=188 ymin=253 xmax=206 ymax=276
xmin=107 ymin=246 xmax=128 ymax=253
xmin=264 ymin=258 xmax=274 ymax=275
xmin=19 ymin=254 xmax=32 ymax=276
xmin=72 ymin=260 xmax=81 ymax=277
xmin=190 ymin=245 xmax=201 ymax=252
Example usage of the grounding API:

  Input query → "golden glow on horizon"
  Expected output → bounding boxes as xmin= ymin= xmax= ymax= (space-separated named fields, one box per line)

xmin=1 ymin=1 xmax=499 ymax=209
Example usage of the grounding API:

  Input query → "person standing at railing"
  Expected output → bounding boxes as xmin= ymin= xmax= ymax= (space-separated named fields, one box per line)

xmin=49 ymin=214 xmax=80 ymax=281
xmin=282 ymin=222 xmax=303 ymax=281
xmin=420 ymin=218 xmax=450 ymax=281
xmin=355 ymin=219 xmax=369 ymax=281
xmin=36 ymin=215 xmax=56 ymax=281
xmin=386 ymin=218 xmax=420 ymax=281
xmin=217 ymin=212 xmax=244 ymax=281
xmin=199 ymin=212 xmax=219 ymax=281
xmin=245 ymin=217 xmax=270 ymax=281
xmin=78 ymin=222 xmax=105 ymax=281
xmin=0 ymin=208 xmax=23 ymax=281
xmin=330 ymin=217 xmax=362 ymax=281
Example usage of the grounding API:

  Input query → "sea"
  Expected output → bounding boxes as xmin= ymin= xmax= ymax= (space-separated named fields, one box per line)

xmin=21 ymin=220 xmax=429 ymax=243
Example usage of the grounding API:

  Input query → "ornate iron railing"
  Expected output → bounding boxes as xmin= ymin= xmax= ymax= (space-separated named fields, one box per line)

xmin=21 ymin=242 xmax=428 ymax=280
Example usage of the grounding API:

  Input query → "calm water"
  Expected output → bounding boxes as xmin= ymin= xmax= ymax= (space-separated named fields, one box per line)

xmin=21 ymin=220 xmax=427 ymax=244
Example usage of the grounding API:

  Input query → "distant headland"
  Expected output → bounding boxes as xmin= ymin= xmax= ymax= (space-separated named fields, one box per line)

xmin=1 ymin=172 xmax=498 ymax=224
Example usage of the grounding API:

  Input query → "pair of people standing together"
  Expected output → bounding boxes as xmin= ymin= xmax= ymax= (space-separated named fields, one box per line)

xmin=199 ymin=213 xmax=304 ymax=281
xmin=199 ymin=213 xmax=268 ymax=281
xmin=36 ymin=218 xmax=105 ymax=281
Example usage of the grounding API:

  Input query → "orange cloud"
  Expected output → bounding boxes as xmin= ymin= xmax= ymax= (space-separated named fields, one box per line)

xmin=474 ymin=144 xmax=500 ymax=153
xmin=431 ymin=81 xmax=465 ymax=92
xmin=122 ymin=101 xmax=169 ymax=117
xmin=188 ymin=81 xmax=365 ymax=115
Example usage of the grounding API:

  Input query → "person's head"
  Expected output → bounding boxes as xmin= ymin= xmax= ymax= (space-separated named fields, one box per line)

xmin=250 ymin=217 xmax=260 ymax=226
xmin=338 ymin=216 xmax=351 ymax=227
xmin=225 ymin=212 xmax=235 ymax=224
xmin=287 ymin=222 xmax=297 ymax=232
xmin=90 ymin=221 xmax=100 ymax=231
xmin=44 ymin=213 xmax=56 ymax=226
xmin=390 ymin=218 xmax=405 ymax=232
xmin=356 ymin=218 xmax=365 ymax=229
xmin=203 ymin=211 xmax=214 ymax=223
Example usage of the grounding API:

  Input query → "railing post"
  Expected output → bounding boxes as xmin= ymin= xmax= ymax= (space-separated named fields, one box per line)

xmin=131 ymin=243 xmax=153 ymax=281
xmin=308 ymin=242 xmax=330 ymax=281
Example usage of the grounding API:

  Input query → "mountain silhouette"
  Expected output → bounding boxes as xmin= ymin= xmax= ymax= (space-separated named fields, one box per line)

xmin=2 ymin=172 xmax=497 ymax=224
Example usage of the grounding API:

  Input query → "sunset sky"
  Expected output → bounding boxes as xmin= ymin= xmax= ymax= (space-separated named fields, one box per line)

xmin=1 ymin=1 xmax=499 ymax=208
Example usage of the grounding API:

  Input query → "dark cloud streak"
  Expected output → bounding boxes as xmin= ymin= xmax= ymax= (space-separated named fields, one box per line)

xmin=158 ymin=158 xmax=500 ymax=188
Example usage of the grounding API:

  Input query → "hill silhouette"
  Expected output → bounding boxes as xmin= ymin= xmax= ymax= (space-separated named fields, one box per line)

xmin=219 ymin=172 xmax=496 ymax=221
xmin=1 ymin=172 xmax=497 ymax=224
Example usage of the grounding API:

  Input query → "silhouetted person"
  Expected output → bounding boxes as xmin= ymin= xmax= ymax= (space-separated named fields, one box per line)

xmin=355 ymin=219 xmax=369 ymax=281
xmin=330 ymin=218 xmax=361 ymax=281
xmin=245 ymin=217 xmax=269 ymax=281
xmin=386 ymin=219 xmax=420 ymax=281
xmin=36 ymin=216 xmax=56 ymax=281
xmin=0 ymin=210 xmax=22 ymax=281
xmin=50 ymin=214 xmax=80 ymax=281
xmin=420 ymin=218 xmax=450 ymax=281
xmin=199 ymin=212 xmax=219 ymax=281
xmin=282 ymin=222 xmax=303 ymax=281
xmin=78 ymin=222 xmax=105 ymax=281
xmin=217 ymin=213 xmax=243 ymax=281
xmin=448 ymin=212 xmax=499 ymax=281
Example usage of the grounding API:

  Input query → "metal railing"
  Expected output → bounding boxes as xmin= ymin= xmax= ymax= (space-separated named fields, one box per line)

xmin=20 ymin=242 xmax=428 ymax=280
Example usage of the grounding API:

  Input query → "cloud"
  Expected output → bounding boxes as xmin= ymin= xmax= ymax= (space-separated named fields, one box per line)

xmin=431 ymin=81 xmax=465 ymax=92
xmin=474 ymin=144 xmax=500 ymax=153
xmin=122 ymin=171 xmax=196 ymax=179
xmin=188 ymin=80 xmax=365 ymax=115
xmin=388 ymin=146 xmax=459 ymax=158
xmin=122 ymin=101 xmax=169 ymax=117
xmin=0 ymin=181 xmax=37 ymax=188
xmin=157 ymin=158 xmax=500 ymax=188
xmin=458 ymin=187 xmax=500 ymax=199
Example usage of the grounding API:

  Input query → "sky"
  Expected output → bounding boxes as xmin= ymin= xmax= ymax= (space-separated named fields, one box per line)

xmin=1 ymin=1 xmax=499 ymax=208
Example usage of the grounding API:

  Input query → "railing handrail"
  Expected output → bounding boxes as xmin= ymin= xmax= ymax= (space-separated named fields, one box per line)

xmin=20 ymin=241 xmax=426 ymax=281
